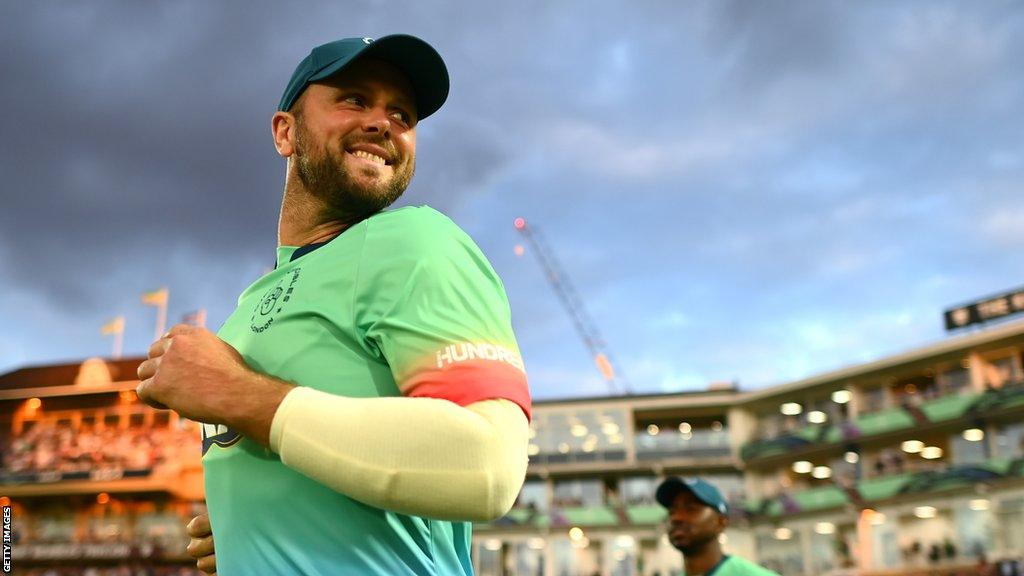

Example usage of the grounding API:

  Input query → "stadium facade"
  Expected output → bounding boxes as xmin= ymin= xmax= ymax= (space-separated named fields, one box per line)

xmin=475 ymin=319 xmax=1024 ymax=576
xmin=1 ymin=320 xmax=1024 ymax=575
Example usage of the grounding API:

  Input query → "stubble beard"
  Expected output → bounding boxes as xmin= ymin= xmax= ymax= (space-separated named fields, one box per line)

xmin=671 ymin=533 xmax=718 ymax=557
xmin=293 ymin=117 xmax=414 ymax=222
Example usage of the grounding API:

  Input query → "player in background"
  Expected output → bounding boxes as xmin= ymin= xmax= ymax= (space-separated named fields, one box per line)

xmin=138 ymin=34 xmax=531 ymax=575
xmin=657 ymin=477 xmax=781 ymax=576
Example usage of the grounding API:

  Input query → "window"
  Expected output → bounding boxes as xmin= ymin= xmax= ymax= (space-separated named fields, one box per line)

xmin=620 ymin=477 xmax=658 ymax=506
xmin=938 ymin=366 xmax=971 ymax=395
xmin=553 ymin=479 xmax=604 ymax=507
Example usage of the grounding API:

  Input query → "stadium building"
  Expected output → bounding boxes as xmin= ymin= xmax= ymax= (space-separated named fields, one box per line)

xmin=474 ymin=319 xmax=1024 ymax=576
xmin=2 ymin=320 xmax=1024 ymax=575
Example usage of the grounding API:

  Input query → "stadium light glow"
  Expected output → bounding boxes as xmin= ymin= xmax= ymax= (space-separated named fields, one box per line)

xmin=774 ymin=527 xmax=792 ymax=540
xmin=569 ymin=527 xmax=585 ymax=541
xmin=962 ymin=428 xmax=985 ymax=442
xmin=870 ymin=511 xmax=886 ymax=526
xmin=647 ymin=424 xmax=660 ymax=435
xmin=557 ymin=443 xmax=570 ymax=454
xmin=527 ymin=538 xmax=546 ymax=550
xmin=901 ymin=440 xmax=924 ymax=454
xmin=711 ymin=420 xmax=723 ymax=432
xmin=831 ymin=390 xmax=852 ymax=404
xmin=571 ymin=424 xmax=588 ymax=437
xmin=812 ymin=466 xmax=832 ymax=479
xmin=608 ymin=434 xmax=623 ymax=444
xmin=792 ymin=461 xmax=814 ymax=474
xmin=914 ymin=506 xmax=937 ymax=519
xmin=921 ymin=446 xmax=943 ymax=460
xmin=615 ymin=535 xmax=635 ymax=548
xmin=678 ymin=422 xmax=692 ymax=434
xmin=484 ymin=539 xmax=502 ymax=551
xmin=780 ymin=402 xmax=802 ymax=416
xmin=807 ymin=410 xmax=828 ymax=424
xmin=26 ymin=397 xmax=41 ymax=411
xmin=601 ymin=422 xmax=620 ymax=435
xmin=528 ymin=444 xmax=540 ymax=456
xmin=814 ymin=522 xmax=836 ymax=535
xmin=970 ymin=499 xmax=990 ymax=511
xmin=844 ymin=451 xmax=860 ymax=464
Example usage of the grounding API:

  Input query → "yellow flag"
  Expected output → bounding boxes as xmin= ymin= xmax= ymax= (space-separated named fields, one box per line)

xmin=141 ymin=287 xmax=168 ymax=306
xmin=100 ymin=316 xmax=125 ymax=335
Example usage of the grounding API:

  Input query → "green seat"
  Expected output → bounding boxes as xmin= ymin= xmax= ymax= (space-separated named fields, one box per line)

xmin=920 ymin=393 xmax=976 ymax=422
xmin=859 ymin=472 xmax=915 ymax=501
xmin=626 ymin=505 xmax=666 ymax=525
xmin=791 ymin=486 xmax=848 ymax=511
xmin=560 ymin=506 xmax=619 ymax=526
xmin=855 ymin=407 xmax=915 ymax=436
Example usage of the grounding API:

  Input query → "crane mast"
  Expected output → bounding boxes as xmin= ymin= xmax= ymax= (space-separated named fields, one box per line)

xmin=514 ymin=217 xmax=631 ymax=395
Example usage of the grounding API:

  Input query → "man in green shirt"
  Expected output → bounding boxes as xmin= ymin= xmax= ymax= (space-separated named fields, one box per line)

xmin=656 ymin=477 xmax=780 ymax=576
xmin=137 ymin=34 xmax=531 ymax=575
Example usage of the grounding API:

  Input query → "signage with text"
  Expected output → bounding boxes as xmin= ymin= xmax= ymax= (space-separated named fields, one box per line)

xmin=944 ymin=286 xmax=1024 ymax=330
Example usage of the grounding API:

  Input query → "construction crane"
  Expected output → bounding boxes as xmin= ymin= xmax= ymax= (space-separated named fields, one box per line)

xmin=513 ymin=217 xmax=631 ymax=395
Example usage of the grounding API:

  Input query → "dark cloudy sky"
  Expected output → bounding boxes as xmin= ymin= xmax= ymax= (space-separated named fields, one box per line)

xmin=2 ymin=1 xmax=1022 ymax=399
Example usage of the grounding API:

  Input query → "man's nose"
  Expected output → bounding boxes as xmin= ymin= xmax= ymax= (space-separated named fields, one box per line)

xmin=361 ymin=107 xmax=391 ymax=137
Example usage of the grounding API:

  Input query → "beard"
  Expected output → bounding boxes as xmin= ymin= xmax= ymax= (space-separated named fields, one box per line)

xmin=293 ymin=117 xmax=414 ymax=222
xmin=669 ymin=531 xmax=718 ymax=556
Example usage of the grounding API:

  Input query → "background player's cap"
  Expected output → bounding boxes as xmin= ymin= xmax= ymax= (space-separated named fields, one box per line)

xmin=655 ymin=477 xmax=729 ymax=515
xmin=278 ymin=34 xmax=449 ymax=120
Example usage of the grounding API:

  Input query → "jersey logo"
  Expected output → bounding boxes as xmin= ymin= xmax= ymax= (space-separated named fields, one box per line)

xmin=201 ymin=422 xmax=243 ymax=455
xmin=435 ymin=342 xmax=526 ymax=372
xmin=251 ymin=267 xmax=301 ymax=333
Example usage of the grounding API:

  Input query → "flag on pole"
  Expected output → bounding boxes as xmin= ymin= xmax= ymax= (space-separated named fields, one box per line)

xmin=182 ymin=309 xmax=207 ymax=328
xmin=100 ymin=316 xmax=125 ymax=335
xmin=141 ymin=288 xmax=168 ymax=306
xmin=100 ymin=315 xmax=126 ymax=359
xmin=141 ymin=287 xmax=169 ymax=340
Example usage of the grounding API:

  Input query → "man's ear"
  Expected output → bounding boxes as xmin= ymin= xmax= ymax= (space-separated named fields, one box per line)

xmin=717 ymin=513 xmax=730 ymax=533
xmin=272 ymin=111 xmax=296 ymax=157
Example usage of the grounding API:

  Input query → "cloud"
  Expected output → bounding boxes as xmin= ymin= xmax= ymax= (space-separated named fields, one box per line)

xmin=981 ymin=208 xmax=1024 ymax=247
xmin=2 ymin=1 xmax=1023 ymax=400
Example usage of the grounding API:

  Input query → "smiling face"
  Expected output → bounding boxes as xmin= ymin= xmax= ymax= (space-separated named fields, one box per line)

xmin=666 ymin=490 xmax=727 ymax=555
xmin=286 ymin=57 xmax=418 ymax=221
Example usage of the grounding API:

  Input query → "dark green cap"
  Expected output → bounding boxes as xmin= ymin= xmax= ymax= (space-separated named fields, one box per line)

xmin=656 ymin=477 xmax=729 ymax=515
xmin=277 ymin=34 xmax=449 ymax=120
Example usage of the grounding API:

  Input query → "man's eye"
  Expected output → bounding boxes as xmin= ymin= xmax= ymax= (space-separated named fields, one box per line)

xmin=344 ymin=95 xmax=364 ymax=106
xmin=390 ymin=110 xmax=410 ymax=123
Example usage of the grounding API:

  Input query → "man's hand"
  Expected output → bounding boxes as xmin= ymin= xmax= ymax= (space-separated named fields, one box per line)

xmin=186 ymin=513 xmax=217 ymax=575
xmin=136 ymin=324 xmax=295 ymax=447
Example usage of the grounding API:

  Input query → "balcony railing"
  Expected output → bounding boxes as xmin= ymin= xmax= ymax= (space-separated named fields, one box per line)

xmin=741 ymin=456 xmax=1024 ymax=518
xmin=636 ymin=429 xmax=732 ymax=460
xmin=741 ymin=380 xmax=1024 ymax=461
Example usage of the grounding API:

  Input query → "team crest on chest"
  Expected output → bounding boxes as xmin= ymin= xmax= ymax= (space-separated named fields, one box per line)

xmin=251 ymin=267 xmax=301 ymax=333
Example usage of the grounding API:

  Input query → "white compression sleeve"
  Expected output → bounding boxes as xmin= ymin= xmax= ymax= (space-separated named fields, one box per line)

xmin=268 ymin=388 xmax=529 ymax=522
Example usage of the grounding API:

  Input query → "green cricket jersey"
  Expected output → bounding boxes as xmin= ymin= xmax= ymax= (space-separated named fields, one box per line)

xmin=682 ymin=555 xmax=782 ymax=576
xmin=201 ymin=206 xmax=531 ymax=575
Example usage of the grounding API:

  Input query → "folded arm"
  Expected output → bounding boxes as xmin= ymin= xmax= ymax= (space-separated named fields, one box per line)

xmin=269 ymin=389 xmax=529 ymax=522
